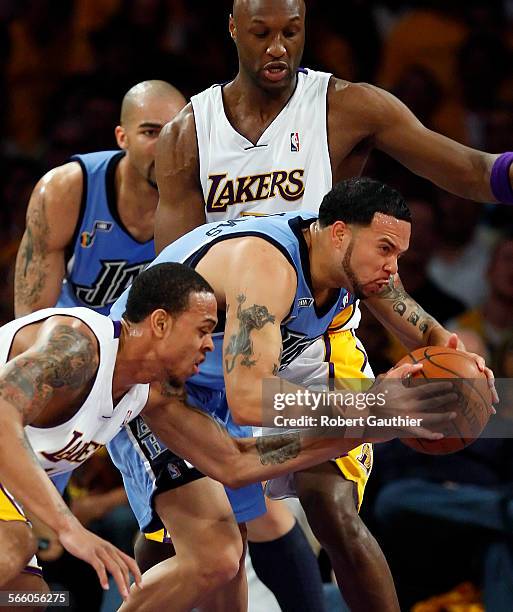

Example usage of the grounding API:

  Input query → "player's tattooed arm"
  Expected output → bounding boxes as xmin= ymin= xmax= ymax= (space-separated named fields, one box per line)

xmin=14 ymin=191 xmax=51 ymax=315
xmin=224 ymin=294 xmax=277 ymax=373
xmin=365 ymin=274 xmax=449 ymax=349
xmin=0 ymin=321 xmax=98 ymax=426
xmin=144 ymin=383 xmax=364 ymax=489
xmin=14 ymin=164 xmax=82 ymax=317
xmin=0 ymin=319 xmax=102 ymax=538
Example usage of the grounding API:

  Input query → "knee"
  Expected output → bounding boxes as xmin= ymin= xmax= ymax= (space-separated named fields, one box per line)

xmin=195 ymin=539 xmax=243 ymax=591
xmin=302 ymin=483 xmax=367 ymax=551
xmin=0 ymin=523 xmax=38 ymax=586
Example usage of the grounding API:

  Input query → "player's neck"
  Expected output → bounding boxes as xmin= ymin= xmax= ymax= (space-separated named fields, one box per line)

xmin=303 ymin=223 xmax=340 ymax=303
xmin=112 ymin=321 xmax=159 ymax=397
xmin=115 ymin=156 xmax=157 ymax=241
xmin=229 ymin=71 xmax=298 ymax=115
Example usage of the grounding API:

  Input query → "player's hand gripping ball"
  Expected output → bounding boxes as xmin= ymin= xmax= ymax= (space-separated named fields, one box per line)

xmin=397 ymin=346 xmax=493 ymax=454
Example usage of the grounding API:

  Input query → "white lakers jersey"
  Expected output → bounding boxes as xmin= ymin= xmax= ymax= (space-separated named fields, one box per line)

xmin=191 ymin=68 xmax=332 ymax=220
xmin=192 ymin=68 xmax=361 ymax=332
xmin=0 ymin=307 xmax=149 ymax=478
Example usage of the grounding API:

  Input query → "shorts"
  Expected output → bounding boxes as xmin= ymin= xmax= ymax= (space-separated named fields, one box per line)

xmin=107 ymin=382 xmax=266 ymax=541
xmin=265 ymin=325 xmax=374 ymax=511
xmin=0 ymin=484 xmax=42 ymax=577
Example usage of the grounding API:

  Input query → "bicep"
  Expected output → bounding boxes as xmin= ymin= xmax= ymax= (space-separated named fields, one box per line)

xmin=154 ymin=109 xmax=206 ymax=253
xmin=364 ymin=85 xmax=494 ymax=201
xmin=222 ymin=246 xmax=295 ymax=416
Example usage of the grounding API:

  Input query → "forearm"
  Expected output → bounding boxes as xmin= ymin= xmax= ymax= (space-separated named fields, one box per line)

xmin=230 ymin=433 xmax=364 ymax=488
xmin=365 ymin=278 xmax=441 ymax=350
xmin=14 ymin=238 xmax=63 ymax=316
xmin=0 ymin=412 xmax=75 ymax=533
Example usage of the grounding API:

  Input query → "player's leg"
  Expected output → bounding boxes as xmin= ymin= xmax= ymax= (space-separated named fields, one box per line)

xmin=295 ymin=461 xmax=399 ymax=612
xmin=278 ymin=329 xmax=400 ymax=611
xmin=0 ymin=572 xmax=50 ymax=612
xmin=119 ymin=476 xmax=244 ymax=612
xmin=0 ymin=485 xmax=39 ymax=586
xmin=247 ymin=497 xmax=326 ymax=612
xmin=197 ymin=524 xmax=248 ymax=612
xmin=133 ymin=532 xmax=174 ymax=574
xmin=0 ymin=486 xmax=49 ymax=612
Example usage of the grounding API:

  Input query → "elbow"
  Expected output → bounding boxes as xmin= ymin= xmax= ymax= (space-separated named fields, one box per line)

xmin=229 ymin=402 xmax=260 ymax=426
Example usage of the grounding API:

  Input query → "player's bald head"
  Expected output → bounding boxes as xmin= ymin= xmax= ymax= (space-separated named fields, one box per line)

xmin=120 ymin=80 xmax=186 ymax=125
xmin=232 ymin=0 xmax=305 ymax=22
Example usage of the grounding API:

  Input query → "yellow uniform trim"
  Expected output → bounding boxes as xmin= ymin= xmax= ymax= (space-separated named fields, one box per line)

xmin=324 ymin=326 xmax=374 ymax=511
xmin=0 ymin=484 xmax=28 ymax=523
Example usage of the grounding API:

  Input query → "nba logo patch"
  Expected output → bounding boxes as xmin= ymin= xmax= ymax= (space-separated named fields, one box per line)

xmin=167 ymin=462 xmax=182 ymax=479
xmin=290 ymin=132 xmax=300 ymax=152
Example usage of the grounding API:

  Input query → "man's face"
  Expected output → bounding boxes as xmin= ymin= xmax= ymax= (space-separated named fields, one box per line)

xmin=116 ymin=95 xmax=185 ymax=188
xmin=157 ymin=291 xmax=217 ymax=386
xmin=337 ymin=213 xmax=411 ymax=299
xmin=230 ymin=0 xmax=305 ymax=92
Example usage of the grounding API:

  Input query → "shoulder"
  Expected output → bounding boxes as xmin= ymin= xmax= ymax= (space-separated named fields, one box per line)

xmin=159 ymin=103 xmax=197 ymax=149
xmin=157 ymin=103 xmax=199 ymax=171
xmin=327 ymin=78 xmax=403 ymax=130
xmin=29 ymin=161 xmax=83 ymax=208
xmin=37 ymin=314 xmax=99 ymax=358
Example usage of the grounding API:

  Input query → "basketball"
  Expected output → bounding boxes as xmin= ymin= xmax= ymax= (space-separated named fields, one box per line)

xmin=396 ymin=346 xmax=492 ymax=454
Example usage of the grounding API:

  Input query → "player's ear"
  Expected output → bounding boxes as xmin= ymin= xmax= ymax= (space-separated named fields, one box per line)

xmin=229 ymin=15 xmax=236 ymax=40
xmin=115 ymin=125 xmax=128 ymax=150
xmin=331 ymin=220 xmax=349 ymax=245
xmin=150 ymin=309 xmax=174 ymax=339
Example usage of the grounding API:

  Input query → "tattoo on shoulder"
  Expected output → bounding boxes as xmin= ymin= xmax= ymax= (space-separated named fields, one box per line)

xmin=0 ymin=324 xmax=97 ymax=422
xmin=224 ymin=294 xmax=276 ymax=373
xmin=256 ymin=433 xmax=301 ymax=465
xmin=15 ymin=194 xmax=50 ymax=309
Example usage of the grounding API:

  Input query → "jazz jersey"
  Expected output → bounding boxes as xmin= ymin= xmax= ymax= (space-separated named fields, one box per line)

xmin=56 ymin=151 xmax=155 ymax=315
xmin=191 ymin=68 xmax=332 ymax=220
xmin=110 ymin=213 xmax=357 ymax=390
xmin=0 ymin=307 xmax=149 ymax=478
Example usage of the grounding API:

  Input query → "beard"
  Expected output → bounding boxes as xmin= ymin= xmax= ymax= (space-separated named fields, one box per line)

xmin=342 ymin=240 xmax=366 ymax=300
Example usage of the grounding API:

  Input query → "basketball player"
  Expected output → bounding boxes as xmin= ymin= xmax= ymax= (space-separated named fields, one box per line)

xmin=12 ymin=78 xmax=315 ymax=610
xmin=14 ymin=79 xmax=186 ymax=318
xmin=152 ymin=2 xmax=503 ymax=609
xmin=3 ymin=261 xmax=413 ymax=611
xmin=108 ymin=178 xmax=479 ymax=612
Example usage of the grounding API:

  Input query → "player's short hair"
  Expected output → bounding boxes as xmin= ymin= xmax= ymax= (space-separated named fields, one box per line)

xmin=318 ymin=177 xmax=411 ymax=227
xmin=123 ymin=263 xmax=214 ymax=323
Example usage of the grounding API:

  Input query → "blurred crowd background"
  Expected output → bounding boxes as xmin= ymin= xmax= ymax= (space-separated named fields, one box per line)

xmin=1 ymin=0 xmax=513 ymax=610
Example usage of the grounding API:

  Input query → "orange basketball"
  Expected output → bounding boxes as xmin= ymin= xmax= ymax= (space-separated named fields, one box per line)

xmin=396 ymin=346 xmax=492 ymax=454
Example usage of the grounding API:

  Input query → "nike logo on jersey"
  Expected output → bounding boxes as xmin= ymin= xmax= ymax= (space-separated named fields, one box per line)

xmin=206 ymin=169 xmax=305 ymax=212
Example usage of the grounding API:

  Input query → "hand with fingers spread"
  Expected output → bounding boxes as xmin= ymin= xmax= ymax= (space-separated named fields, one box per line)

xmin=369 ymin=362 xmax=459 ymax=441
xmin=57 ymin=516 xmax=142 ymax=600
xmin=445 ymin=333 xmax=498 ymax=409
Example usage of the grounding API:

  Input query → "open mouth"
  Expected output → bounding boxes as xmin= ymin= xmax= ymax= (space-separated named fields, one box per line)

xmin=262 ymin=62 xmax=289 ymax=82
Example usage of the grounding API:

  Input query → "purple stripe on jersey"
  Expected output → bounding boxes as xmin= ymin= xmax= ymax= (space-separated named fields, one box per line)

xmin=112 ymin=320 xmax=122 ymax=339
xmin=297 ymin=67 xmax=308 ymax=74
xmin=22 ymin=565 xmax=43 ymax=577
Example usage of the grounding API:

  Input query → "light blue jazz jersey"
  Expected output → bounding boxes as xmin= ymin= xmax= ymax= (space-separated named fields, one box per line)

xmin=56 ymin=151 xmax=155 ymax=315
xmin=108 ymin=213 xmax=356 ymax=528
xmin=110 ymin=212 xmax=355 ymax=388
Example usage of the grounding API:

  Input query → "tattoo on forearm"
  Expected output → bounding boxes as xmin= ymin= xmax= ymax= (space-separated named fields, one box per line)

xmin=0 ymin=325 xmax=97 ymax=423
xmin=256 ymin=433 xmax=301 ymax=465
xmin=224 ymin=294 xmax=276 ymax=373
xmin=15 ymin=195 xmax=51 ymax=310
xmin=378 ymin=280 xmax=436 ymax=337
